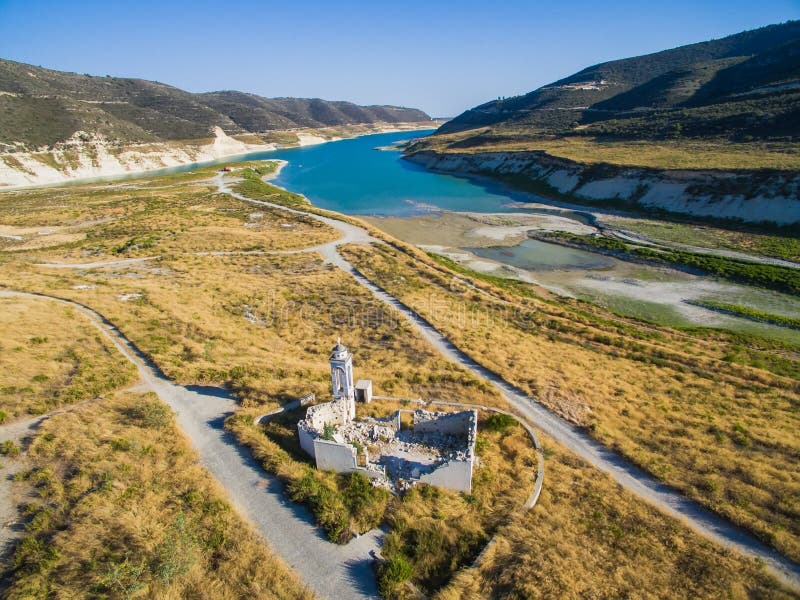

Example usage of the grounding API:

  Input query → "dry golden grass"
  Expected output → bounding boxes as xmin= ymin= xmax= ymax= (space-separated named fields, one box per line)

xmin=416 ymin=130 xmax=800 ymax=170
xmin=341 ymin=241 xmax=800 ymax=564
xmin=1 ymin=163 xmax=796 ymax=598
xmin=0 ymin=168 xmax=337 ymax=257
xmin=438 ymin=432 xmax=797 ymax=600
xmin=5 ymin=391 xmax=312 ymax=599
xmin=0 ymin=296 xmax=136 ymax=421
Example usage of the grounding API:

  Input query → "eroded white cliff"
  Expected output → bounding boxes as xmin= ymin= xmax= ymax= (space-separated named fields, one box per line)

xmin=406 ymin=150 xmax=800 ymax=226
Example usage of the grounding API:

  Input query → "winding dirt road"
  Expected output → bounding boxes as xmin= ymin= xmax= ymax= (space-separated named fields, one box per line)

xmin=217 ymin=172 xmax=800 ymax=591
xmin=0 ymin=291 xmax=382 ymax=600
xmin=1 ymin=172 xmax=797 ymax=597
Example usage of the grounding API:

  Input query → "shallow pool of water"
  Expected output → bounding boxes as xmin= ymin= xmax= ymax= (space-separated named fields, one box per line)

xmin=469 ymin=239 xmax=615 ymax=271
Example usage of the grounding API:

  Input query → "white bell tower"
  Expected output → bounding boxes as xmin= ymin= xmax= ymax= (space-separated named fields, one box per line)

xmin=330 ymin=338 xmax=355 ymax=421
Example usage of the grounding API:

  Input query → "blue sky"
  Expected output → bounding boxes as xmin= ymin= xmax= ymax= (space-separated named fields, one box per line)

xmin=0 ymin=0 xmax=798 ymax=116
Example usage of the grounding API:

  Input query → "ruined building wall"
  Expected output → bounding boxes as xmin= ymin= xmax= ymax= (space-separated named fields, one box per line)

xmin=304 ymin=399 xmax=350 ymax=431
xmin=419 ymin=457 xmax=474 ymax=493
xmin=314 ymin=439 xmax=358 ymax=472
xmin=414 ymin=409 xmax=477 ymax=441
xmin=298 ymin=423 xmax=318 ymax=458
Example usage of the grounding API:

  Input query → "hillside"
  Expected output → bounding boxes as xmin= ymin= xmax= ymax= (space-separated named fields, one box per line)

xmin=0 ymin=58 xmax=431 ymax=151
xmin=403 ymin=22 xmax=800 ymax=225
xmin=437 ymin=20 xmax=800 ymax=142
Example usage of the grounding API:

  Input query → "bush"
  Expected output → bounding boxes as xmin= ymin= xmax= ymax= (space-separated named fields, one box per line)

xmin=485 ymin=413 xmax=517 ymax=433
xmin=126 ymin=398 xmax=172 ymax=429
xmin=0 ymin=440 xmax=21 ymax=457
xmin=287 ymin=470 xmax=350 ymax=543
xmin=377 ymin=555 xmax=414 ymax=597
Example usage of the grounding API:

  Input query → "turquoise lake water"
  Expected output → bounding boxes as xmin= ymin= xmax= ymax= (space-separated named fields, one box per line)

xmin=241 ymin=130 xmax=531 ymax=216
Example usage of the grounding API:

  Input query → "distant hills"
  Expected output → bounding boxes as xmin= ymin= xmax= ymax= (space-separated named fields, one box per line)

xmin=0 ymin=59 xmax=431 ymax=151
xmin=439 ymin=21 xmax=800 ymax=141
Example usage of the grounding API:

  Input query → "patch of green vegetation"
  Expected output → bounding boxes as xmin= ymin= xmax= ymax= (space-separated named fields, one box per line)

xmin=125 ymin=398 xmax=173 ymax=430
xmin=287 ymin=470 xmax=388 ymax=543
xmin=484 ymin=413 xmax=517 ymax=433
xmin=614 ymin=219 xmax=800 ymax=262
xmin=231 ymin=171 xmax=308 ymax=209
xmin=377 ymin=555 xmax=414 ymax=597
xmin=113 ymin=234 xmax=159 ymax=255
xmin=1 ymin=439 xmax=21 ymax=457
xmin=548 ymin=232 xmax=800 ymax=295
xmin=688 ymin=300 xmax=800 ymax=330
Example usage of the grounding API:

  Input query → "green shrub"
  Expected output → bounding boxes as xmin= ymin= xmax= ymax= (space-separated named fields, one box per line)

xmin=111 ymin=438 xmax=132 ymax=452
xmin=152 ymin=514 xmax=197 ymax=585
xmin=485 ymin=413 xmax=517 ymax=433
xmin=126 ymin=398 xmax=172 ymax=429
xmin=0 ymin=440 xmax=21 ymax=457
xmin=287 ymin=470 xmax=349 ymax=542
xmin=377 ymin=555 xmax=414 ymax=597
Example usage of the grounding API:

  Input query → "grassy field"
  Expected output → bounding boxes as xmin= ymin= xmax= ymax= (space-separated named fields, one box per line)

xmin=0 ymin=296 xmax=136 ymax=422
xmin=3 ymin=391 xmax=312 ymax=599
xmin=412 ymin=130 xmax=800 ymax=170
xmin=437 ymin=431 xmax=797 ymax=600
xmin=0 ymin=163 xmax=797 ymax=597
xmin=687 ymin=300 xmax=800 ymax=330
xmin=341 ymin=241 xmax=800 ymax=564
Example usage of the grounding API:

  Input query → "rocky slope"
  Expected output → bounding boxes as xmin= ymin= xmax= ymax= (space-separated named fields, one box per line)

xmin=0 ymin=123 xmax=431 ymax=188
xmin=405 ymin=149 xmax=800 ymax=226
xmin=407 ymin=21 xmax=800 ymax=226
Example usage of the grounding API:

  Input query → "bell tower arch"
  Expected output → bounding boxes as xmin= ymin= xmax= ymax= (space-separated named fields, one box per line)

xmin=330 ymin=338 xmax=355 ymax=420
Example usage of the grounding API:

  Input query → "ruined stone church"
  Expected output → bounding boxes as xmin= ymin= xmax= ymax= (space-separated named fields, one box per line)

xmin=297 ymin=340 xmax=478 ymax=493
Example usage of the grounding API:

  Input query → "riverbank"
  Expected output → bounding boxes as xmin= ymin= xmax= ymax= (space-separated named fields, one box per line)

xmin=403 ymin=147 xmax=800 ymax=227
xmin=362 ymin=209 xmax=800 ymax=342
xmin=0 ymin=121 xmax=436 ymax=189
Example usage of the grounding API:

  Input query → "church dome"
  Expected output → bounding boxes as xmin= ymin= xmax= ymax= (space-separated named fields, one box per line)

xmin=331 ymin=338 xmax=349 ymax=359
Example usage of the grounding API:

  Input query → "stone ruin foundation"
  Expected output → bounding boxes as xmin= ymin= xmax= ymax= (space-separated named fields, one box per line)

xmin=297 ymin=340 xmax=478 ymax=493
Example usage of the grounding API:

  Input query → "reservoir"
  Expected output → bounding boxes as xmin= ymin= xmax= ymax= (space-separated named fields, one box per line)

xmin=240 ymin=130 xmax=800 ymax=342
xmin=41 ymin=127 xmax=793 ymax=341
xmin=242 ymin=129 xmax=528 ymax=216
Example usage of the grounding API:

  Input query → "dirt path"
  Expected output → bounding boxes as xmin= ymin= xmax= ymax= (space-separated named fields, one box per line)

xmin=216 ymin=172 xmax=800 ymax=591
xmin=34 ymin=257 xmax=157 ymax=269
xmin=0 ymin=290 xmax=382 ymax=600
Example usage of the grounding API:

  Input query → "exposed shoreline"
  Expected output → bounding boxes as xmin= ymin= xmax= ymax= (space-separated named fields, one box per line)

xmin=404 ymin=148 xmax=800 ymax=227
xmin=0 ymin=121 xmax=436 ymax=190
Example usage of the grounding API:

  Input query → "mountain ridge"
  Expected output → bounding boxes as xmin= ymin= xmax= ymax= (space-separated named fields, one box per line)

xmin=437 ymin=20 xmax=800 ymax=141
xmin=0 ymin=58 xmax=431 ymax=151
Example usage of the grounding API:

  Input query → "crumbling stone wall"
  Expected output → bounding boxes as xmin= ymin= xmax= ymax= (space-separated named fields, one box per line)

xmin=414 ymin=410 xmax=477 ymax=439
xmin=419 ymin=457 xmax=474 ymax=493
xmin=304 ymin=398 xmax=350 ymax=430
